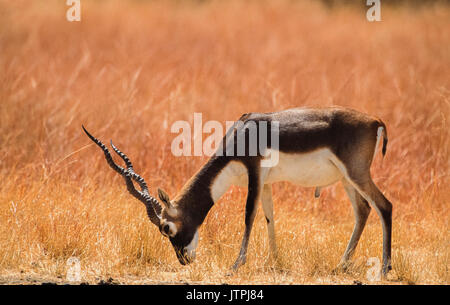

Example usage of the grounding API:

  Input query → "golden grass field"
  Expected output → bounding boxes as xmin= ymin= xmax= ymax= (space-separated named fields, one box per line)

xmin=0 ymin=0 xmax=449 ymax=284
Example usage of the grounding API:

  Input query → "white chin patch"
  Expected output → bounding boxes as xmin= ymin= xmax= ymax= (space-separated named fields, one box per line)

xmin=184 ymin=230 xmax=199 ymax=259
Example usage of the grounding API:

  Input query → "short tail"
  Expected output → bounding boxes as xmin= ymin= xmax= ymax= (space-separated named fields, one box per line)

xmin=380 ymin=121 xmax=388 ymax=157
xmin=372 ymin=120 xmax=388 ymax=162
xmin=377 ymin=120 xmax=388 ymax=158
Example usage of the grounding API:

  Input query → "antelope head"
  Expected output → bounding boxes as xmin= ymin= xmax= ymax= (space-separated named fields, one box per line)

xmin=82 ymin=126 xmax=199 ymax=265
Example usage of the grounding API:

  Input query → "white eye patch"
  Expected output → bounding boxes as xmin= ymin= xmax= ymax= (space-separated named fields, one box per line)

xmin=161 ymin=221 xmax=177 ymax=238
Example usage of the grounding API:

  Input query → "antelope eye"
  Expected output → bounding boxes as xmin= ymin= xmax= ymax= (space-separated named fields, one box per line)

xmin=163 ymin=224 xmax=170 ymax=235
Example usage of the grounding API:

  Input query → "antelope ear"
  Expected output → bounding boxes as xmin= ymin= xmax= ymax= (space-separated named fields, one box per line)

xmin=158 ymin=188 xmax=171 ymax=208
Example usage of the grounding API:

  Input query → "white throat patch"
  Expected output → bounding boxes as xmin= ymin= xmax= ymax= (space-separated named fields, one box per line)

xmin=184 ymin=230 xmax=199 ymax=258
xmin=210 ymin=161 xmax=248 ymax=202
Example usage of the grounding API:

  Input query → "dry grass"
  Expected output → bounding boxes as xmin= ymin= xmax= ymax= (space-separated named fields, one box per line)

xmin=0 ymin=0 xmax=449 ymax=284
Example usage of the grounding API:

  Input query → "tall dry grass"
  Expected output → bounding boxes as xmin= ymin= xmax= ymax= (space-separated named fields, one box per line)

xmin=0 ymin=0 xmax=448 ymax=284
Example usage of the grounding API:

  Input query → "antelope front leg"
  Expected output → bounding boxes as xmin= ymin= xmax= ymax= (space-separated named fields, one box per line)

xmin=232 ymin=165 xmax=263 ymax=271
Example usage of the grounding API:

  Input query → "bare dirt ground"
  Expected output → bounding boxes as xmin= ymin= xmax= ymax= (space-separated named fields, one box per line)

xmin=0 ymin=270 xmax=409 ymax=285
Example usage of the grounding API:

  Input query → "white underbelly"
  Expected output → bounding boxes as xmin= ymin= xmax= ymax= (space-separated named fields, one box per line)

xmin=210 ymin=148 xmax=343 ymax=202
xmin=264 ymin=149 xmax=343 ymax=187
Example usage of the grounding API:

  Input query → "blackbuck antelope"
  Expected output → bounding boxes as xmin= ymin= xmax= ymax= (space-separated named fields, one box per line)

xmin=83 ymin=106 xmax=392 ymax=276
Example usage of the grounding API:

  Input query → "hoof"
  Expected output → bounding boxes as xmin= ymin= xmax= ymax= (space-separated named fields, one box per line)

xmin=382 ymin=265 xmax=392 ymax=277
xmin=231 ymin=262 xmax=242 ymax=271
xmin=231 ymin=257 xmax=246 ymax=271
xmin=332 ymin=261 xmax=352 ymax=275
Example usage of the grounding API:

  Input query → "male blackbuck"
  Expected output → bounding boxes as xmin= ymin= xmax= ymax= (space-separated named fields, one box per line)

xmin=83 ymin=106 xmax=392 ymax=276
